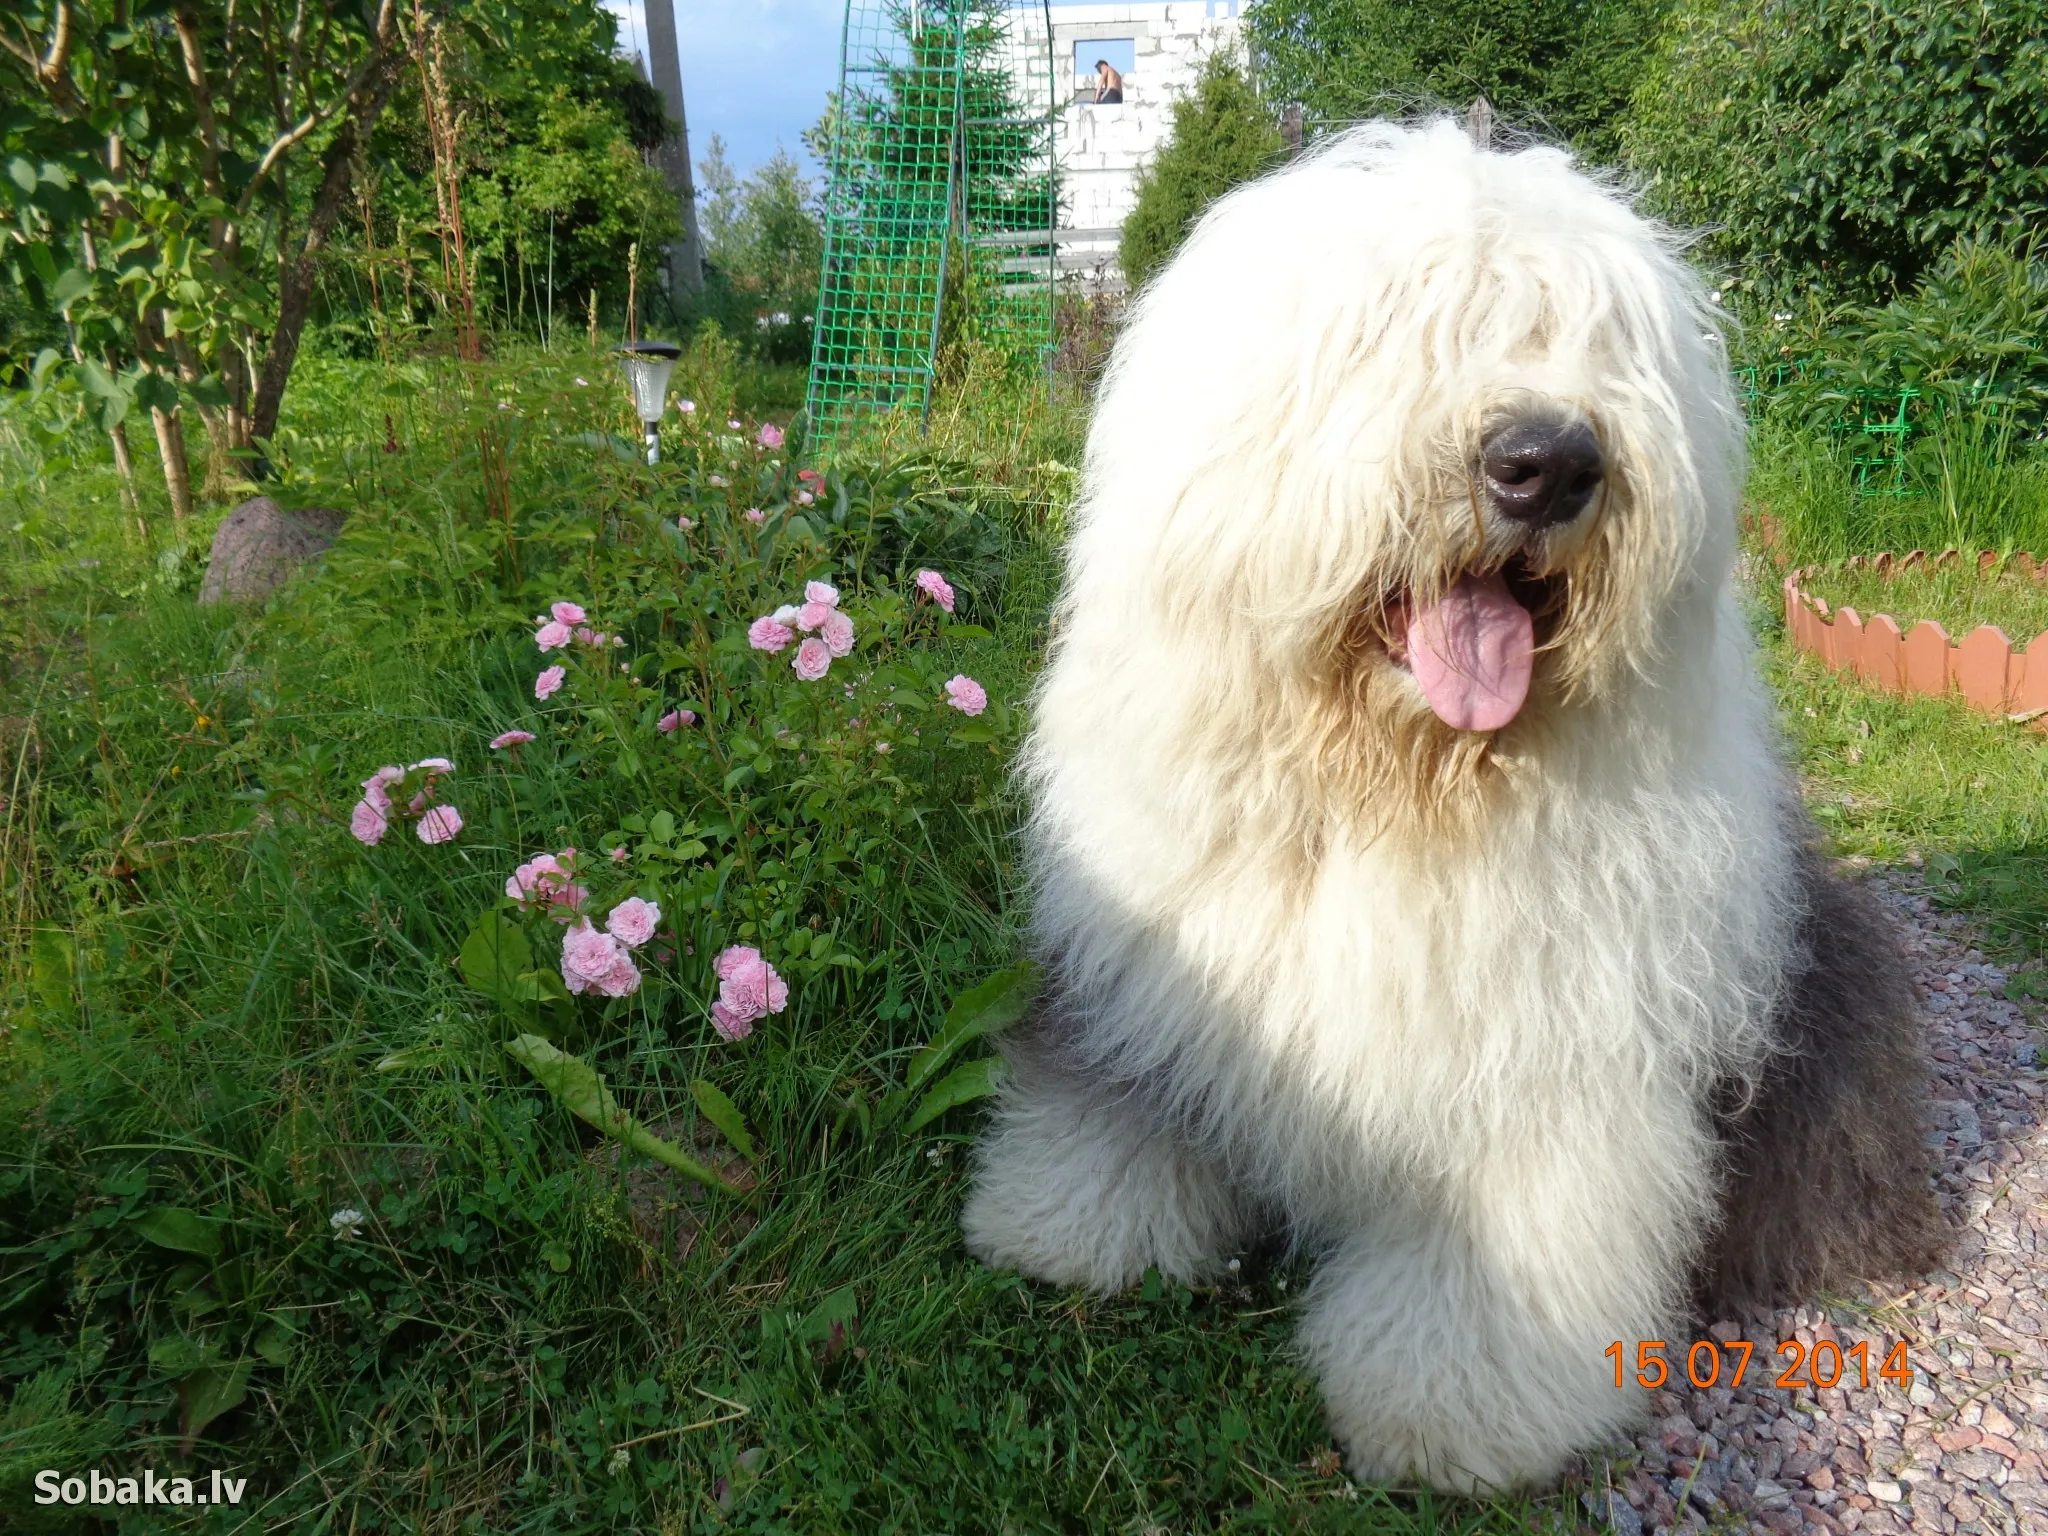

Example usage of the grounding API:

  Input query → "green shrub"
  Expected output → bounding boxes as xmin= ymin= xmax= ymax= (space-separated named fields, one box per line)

xmin=694 ymin=139 xmax=827 ymax=364
xmin=1627 ymin=0 xmax=2048 ymax=306
xmin=1119 ymin=52 xmax=1286 ymax=291
xmin=1246 ymin=0 xmax=1668 ymax=162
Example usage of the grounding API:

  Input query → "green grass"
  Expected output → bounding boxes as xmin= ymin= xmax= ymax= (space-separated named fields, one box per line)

xmin=1795 ymin=560 xmax=2048 ymax=641
xmin=1 ymin=348 xmax=1555 ymax=1535
xmin=1747 ymin=411 xmax=2048 ymax=563
xmin=9 ymin=339 xmax=2045 ymax=1535
xmin=1749 ymin=564 xmax=2048 ymax=972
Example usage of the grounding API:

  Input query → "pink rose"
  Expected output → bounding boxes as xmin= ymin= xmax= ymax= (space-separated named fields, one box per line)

xmin=677 ymin=516 xmax=695 ymax=531
xmin=535 ymin=665 xmax=565 ymax=700
xmin=758 ymin=422 xmax=785 ymax=449
xmin=490 ymin=729 xmax=536 ymax=749
xmin=944 ymin=675 xmax=988 ymax=716
xmin=658 ymin=709 xmax=696 ymax=733
xmin=804 ymin=580 xmax=840 ymax=608
xmin=709 ymin=945 xmax=788 ymax=1039
xmin=551 ymin=602 xmax=587 ymax=625
xmin=360 ymin=765 xmax=404 ymax=812
xmin=819 ymin=609 xmax=855 ymax=658
xmin=748 ymin=616 xmax=796 ymax=653
xmin=796 ymin=490 xmax=814 ymax=506
xmin=797 ymin=468 xmax=822 ymax=484
xmin=535 ymin=621 xmax=572 ymax=650
xmin=605 ymin=896 xmax=661 ymax=949
xmin=677 ymin=398 xmax=696 ymax=414
xmin=610 ymin=846 xmax=629 ymax=864
xmin=506 ymin=853 xmax=590 ymax=920
xmin=744 ymin=508 xmax=765 ymax=525
xmin=796 ymin=601 xmax=833 ymax=632
xmin=416 ymin=804 xmax=463 ymax=844
xmin=791 ymin=637 xmax=831 ymax=682
xmin=592 ymin=953 xmax=641 ymax=997
xmin=562 ymin=921 xmax=623 ymax=985
xmin=349 ymin=798 xmax=388 ymax=845
xmin=914 ymin=568 xmax=956 ymax=613
xmin=506 ymin=852 xmax=562 ymax=900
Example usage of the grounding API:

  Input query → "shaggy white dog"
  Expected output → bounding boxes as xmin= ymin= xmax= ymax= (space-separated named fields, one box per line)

xmin=962 ymin=120 xmax=1938 ymax=1491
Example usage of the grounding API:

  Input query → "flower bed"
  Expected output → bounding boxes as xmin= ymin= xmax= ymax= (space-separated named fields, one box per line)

xmin=1782 ymin=550 xmax=2048 ymax=723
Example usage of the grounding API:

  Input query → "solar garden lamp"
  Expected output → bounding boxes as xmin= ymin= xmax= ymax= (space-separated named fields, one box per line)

xmin=615 ymin=341 xmax=682 ymax=464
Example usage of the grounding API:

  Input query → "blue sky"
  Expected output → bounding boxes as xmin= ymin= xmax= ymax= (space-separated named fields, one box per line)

xmin=605 ymin=0 xmax=845 ymax=181
xmin=605 ymin=1 xmax=1143 ymax=182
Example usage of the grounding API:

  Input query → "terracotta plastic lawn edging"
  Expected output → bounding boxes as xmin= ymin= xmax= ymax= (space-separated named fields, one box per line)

xmin=1782 ymin=549 xmax=2048 ymax=727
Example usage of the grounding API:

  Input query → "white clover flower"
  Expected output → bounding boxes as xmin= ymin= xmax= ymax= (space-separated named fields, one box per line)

xmin=329 ymin=1207 xmax=366 ymax=1240
xmin=607 ymin=1447 xmax=630 ymax=1477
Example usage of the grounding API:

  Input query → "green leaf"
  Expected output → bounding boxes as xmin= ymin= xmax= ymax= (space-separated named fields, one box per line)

xmin=51 ymin=266 xmax=93 ymax=310
xmin=77 ymin=359 xmax=123 ymax=399
xmin=29 ymin=927 xmax=75 ymax=1022
xmin=904 ymin=1056 xmax=1007 ymax=1133
xmin=6 ymin=157 xmax=36 ymax=194
xmin=950 ymin=723 xmax=995 ymax=745
xmin=253 ymin=1323 xmax=295 ymax=1367
xmin=941 ymin=623 xmax=991 ymax=639
xmin=458 ymin=911 xmax=537 ymax=1010
xmin=148 ymin=1336 xmax=214 ymax=1376
xmin=374 ymin=1045 xmax=442 ymax=1073
xmin=691 ymin=1078 xmax=756 ymax=1162
xmin=177 ymin=1361 xmax=251 ymax=1444
xmin=505 ymin=1035 xmax=750 ymax=1198
xmin=876 ymin=962 xmax=1038 ymax=1130
xmin=134 ymin=1207 xmax=223 ymax=1259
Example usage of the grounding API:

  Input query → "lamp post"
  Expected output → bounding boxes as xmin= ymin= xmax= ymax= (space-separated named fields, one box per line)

xmin=616 ymin=341 xmax=683 ymax=464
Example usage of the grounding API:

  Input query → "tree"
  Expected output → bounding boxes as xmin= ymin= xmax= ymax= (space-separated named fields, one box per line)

xmin=1625 ymin=0 xmax=2048 ymax=307
xmin=1118 ymin=51 xmax=1284 ymax=292
xmin=695 ymin=138 xmax=825 ymax=363
xmin=1245 ymin=0 xmax=1668 ymax=164
xmin=1 ymin=0 xmax=411 ymax=514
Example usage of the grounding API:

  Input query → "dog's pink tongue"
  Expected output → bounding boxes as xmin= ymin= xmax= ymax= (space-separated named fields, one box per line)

xmin=1405 ymin=572 xmax=1534 ymax=732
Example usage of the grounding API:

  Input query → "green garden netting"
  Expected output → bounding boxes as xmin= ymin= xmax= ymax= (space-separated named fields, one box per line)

xmin=804 ymin=0 xmax=1057 ymax=449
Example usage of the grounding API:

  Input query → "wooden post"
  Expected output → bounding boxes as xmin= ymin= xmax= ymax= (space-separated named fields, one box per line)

xmin=1466 ymin=96 xmax=1493 ymax=151
xmin=642 ymin=0 xmax=705 ymax=306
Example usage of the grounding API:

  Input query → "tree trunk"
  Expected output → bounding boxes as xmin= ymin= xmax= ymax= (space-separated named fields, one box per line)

xmin=249 ymin=11 xmax=404 ymax=446
xmin=151 ymin=405 xmax=196 ymax=525
xmin=642 ymin=0 xmax=705 ymax=306
xmin=109 ymin=419 xmax=140 ymax=520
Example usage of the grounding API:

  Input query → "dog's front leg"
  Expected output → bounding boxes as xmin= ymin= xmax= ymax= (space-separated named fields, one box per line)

xmin=961 ymin=1031 xmax=1252 ymax=1290
xmin=1298 ymin=1117 xmax=1710 ymax=1492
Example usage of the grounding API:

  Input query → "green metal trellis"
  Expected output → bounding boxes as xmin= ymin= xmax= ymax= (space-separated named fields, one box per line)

xmin=803 ymin=0 xmax=1057 ymax=449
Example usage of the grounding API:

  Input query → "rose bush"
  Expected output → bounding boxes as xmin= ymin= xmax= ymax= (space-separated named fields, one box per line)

xmin=432 ymin=403 xmax=1022 ymax=1185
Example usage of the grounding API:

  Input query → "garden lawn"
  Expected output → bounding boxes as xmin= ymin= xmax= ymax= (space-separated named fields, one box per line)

xmin=0 ymin=353 xmax=1546 ymax=1535
xmin=8 ymin=350 xmax=2042 ymax=1536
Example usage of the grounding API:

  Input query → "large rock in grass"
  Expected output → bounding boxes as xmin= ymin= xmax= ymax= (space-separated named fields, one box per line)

xmin=198 ymin=496 xmax=347 ymax=606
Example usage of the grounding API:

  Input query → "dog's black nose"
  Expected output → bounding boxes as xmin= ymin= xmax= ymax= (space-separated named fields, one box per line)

xmin=1481 ymin=421 xmax=1603 ymax=529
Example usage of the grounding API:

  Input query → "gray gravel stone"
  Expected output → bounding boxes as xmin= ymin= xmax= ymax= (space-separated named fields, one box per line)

xmin=1579 ymin=872 xmax=2048 ymax=1535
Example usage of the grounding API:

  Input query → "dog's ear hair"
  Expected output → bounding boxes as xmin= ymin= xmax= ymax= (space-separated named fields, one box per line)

xmin=1465 ymin=97 xmax=1493 ymax=151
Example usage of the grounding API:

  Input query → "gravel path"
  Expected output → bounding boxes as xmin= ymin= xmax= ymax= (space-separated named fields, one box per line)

xmin=1582 ymin=870 xmax=2048 ymax=1536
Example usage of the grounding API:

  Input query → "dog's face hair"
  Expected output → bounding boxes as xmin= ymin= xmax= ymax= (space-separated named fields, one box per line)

xmin=1058 ymin=120 xmax=1746 ymax=844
